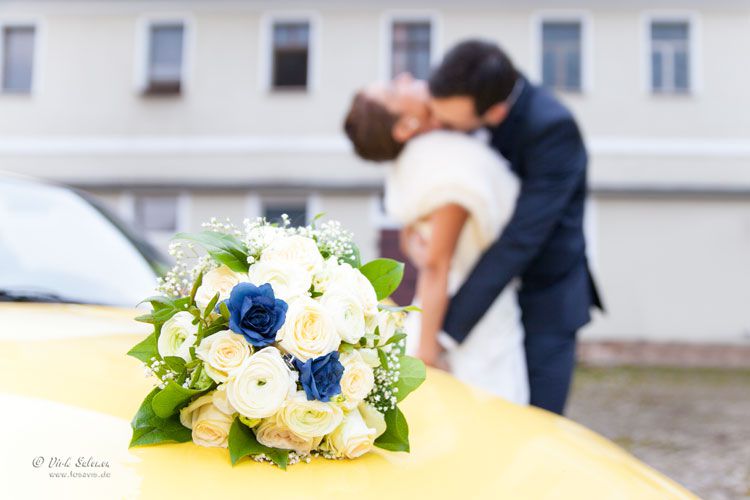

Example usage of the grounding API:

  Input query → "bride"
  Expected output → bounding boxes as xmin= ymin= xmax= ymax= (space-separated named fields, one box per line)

xmin=344 ymin=74 xmax=529 ymax=404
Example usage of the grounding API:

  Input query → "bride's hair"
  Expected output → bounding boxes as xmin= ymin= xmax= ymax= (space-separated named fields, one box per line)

xmin=344 ymin=92 xmax=405 ymax=162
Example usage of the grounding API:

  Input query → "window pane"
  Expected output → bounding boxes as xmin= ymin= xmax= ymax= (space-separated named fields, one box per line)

xmin=263 ymin=204 xmax=307 ymax=227
xmin=674 ymin=49 xmax=689 ymax=91
xmin=134 ymin=195 xmax=178 ymax=232
xmin=149 ymin=25 xmax=184 ymax=83
xmin=541 ymin=22 xmax=581 ymax=91
xmin=652 ymin=51 xmax=663 ymax=91
xmin=2 ymin=26 xmax=35 ymax=93
xmin=391 ymin=21 xmax=431 ymax=79
xmin=652 ymin=22 xmax=688 ymax=42
xmin=272 ymin=22 xmax=309 ymax=89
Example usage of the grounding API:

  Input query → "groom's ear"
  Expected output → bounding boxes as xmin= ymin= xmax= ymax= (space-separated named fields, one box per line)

xmin=482 ymin=102 xmax=509 ymax=126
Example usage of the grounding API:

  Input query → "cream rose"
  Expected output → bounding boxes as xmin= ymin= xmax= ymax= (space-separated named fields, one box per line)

xmin=158 ymin=311 xmax=198 ymax=361
xmin=278 ymin=391 xmax=343 ymax=439
xmin=358 ymin=402 xmax=387 ymax=439
xmin=320 ymin=290 xmax=366 ymax=344
xmin=339 ymin=350 xmax=375 ymax=408
xmin=247 ymin=259 xmax=312 ymax=302
xmin=255 ymin=415 xmax=320 ymax=454
xmin=277 ymin=296 xmax=340 ymax=361
xmin=195 ymin=330 xmax=251 ymax=383
xmin=358 ymin=348 xmax=381 ymax=368
xmin=326 ymin=409 xmax=376 ymax=459
xmin=226 ymin=347 xmax=297 ymax=419
xmin=194 ymin=265 xmax=244 ymax=311
xmin=179 ymin=392 xmax=234 ymax=448
xmin=261 ymin=235 xmax=323 ymax=275
xmin=376 ymin=310 xmax=401 ymax=346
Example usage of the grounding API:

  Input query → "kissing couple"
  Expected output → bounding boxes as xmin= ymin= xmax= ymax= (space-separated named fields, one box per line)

xmin=344 ymin=39 xmax=602 ymax=415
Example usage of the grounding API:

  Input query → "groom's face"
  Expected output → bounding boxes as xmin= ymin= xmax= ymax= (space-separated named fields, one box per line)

xmin=429 ymin=96 xmax=484 ymax=132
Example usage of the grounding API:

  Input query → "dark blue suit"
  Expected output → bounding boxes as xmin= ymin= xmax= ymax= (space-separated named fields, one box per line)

xmin=443 ymin=77 xmax=602 ymax=414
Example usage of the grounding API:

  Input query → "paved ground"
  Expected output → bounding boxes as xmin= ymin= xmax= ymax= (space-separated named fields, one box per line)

xmin=567 ymin=366 xmax=750 ymax=500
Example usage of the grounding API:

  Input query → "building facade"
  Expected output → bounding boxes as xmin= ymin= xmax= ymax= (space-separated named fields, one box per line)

xmin=1 ymin=0 xmax=749 ymax=345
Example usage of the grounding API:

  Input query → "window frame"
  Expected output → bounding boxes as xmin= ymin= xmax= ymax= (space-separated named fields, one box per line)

xmin=0 ymin=19 xmax=41 ymax=96
xmin=641 ymin=11 xmax=701 ymax=96
xmin=531 ymin=10 xmax=592 ymax=94
xmin=122 ymin=190 xmax=191 ymax=237
xmin=380 ymin=10 xmax=441 ymax=81
xmin=260 ymin=11 xmax=319 ymax=94
xmin=135 ymin=14 xmax=193 ymax=96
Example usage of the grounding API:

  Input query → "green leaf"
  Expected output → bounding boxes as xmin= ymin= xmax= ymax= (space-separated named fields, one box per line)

xmin=382 ymin=332 xmax=407 ymax=346
xmin=189 ymin=270 xmax=204 ymax=304
xmin=174 ymin=231 xmax=250 ymax=273
xmin=378 ymin=303 xmax=422 ymax=313
xmin=130 ymin=388 xmax=192 ymax=447
xmin=374 ymin=406 xmax=410 ymax=452
xmin=228 ymin=419 xmax=289 ymax=469
xmin=219 ymin=301 xmax=231 ymax=321
xmin=126 ymin=331 xmax=158 ymax=363
xmin=394 ymin=355 xmax=426 ymax=402
xmin=150 ymin=381 xmax=207 ymax=419
xmin=359 ymin=258 xmax=404 ymax=300
xmin=163 ymin=356 xmax=186 ymax=375
xmin=203 ymin=292 xmax=220 ymax=318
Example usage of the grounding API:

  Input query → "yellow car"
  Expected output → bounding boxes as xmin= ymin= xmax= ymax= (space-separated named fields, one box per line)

xmin=0 ymin=176 xmax=696 ymax=499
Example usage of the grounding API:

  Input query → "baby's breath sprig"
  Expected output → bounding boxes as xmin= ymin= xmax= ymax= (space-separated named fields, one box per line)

xmin=365 ymin=339 xmax=405 ymax=413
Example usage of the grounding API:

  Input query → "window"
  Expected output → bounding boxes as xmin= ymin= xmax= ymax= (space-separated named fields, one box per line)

xmin=271 ymin=22 xmax=309 ymax=89
xmin=145 ymin=23 xmax=184 ymax=95
xmin=650 ymin=21 xmax=690 ymax=94
xmin=134 ymin=194 xmax=178 ymax=232
xmin=2 ymin=26 xmax=35 ymax=93
xmin=541 ymin=21 xmax=582 ymax=92
xmin=263 ymin=201 xmax=307 ymax=227
xmin=390 ymin=21 xmax=431 ymax=79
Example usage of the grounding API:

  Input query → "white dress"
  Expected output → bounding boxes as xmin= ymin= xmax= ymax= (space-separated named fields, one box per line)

xmin=385 ymin=130 xmax=529 ymax=404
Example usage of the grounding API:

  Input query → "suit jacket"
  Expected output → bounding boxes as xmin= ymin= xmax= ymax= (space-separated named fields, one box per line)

xmin=443 ymin=77 xmax=602 ymax=341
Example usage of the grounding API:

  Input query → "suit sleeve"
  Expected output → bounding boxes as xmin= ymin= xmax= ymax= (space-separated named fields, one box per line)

xmin=442 ymin=119 xmax=587 ymax=341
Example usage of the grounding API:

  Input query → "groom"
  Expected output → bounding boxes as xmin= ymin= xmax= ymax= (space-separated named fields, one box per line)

xmin=426 ymin=40 xmax=602 ymax=415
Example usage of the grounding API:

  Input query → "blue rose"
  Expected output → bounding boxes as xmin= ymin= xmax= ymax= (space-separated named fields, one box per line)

xmin=223 ymin=282 xmax=287 ymax=347
xmin=293 ymin=351 xmax=344 ymax=402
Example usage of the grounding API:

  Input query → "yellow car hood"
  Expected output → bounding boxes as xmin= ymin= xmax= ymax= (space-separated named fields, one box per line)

xmin=0 ymin=304 xmax=696 ymax=499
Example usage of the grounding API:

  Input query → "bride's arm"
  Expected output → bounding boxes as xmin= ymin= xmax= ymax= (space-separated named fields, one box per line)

xmin=412 ymin=203 xmax=468 ymax=368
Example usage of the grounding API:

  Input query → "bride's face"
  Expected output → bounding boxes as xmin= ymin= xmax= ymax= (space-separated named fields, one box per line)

xmin=363 ymin=73 xmax=438 ymax=140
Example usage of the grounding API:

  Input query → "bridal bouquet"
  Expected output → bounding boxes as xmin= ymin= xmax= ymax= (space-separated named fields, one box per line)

xmin=127 ymin=216 xmax=424 ymax=468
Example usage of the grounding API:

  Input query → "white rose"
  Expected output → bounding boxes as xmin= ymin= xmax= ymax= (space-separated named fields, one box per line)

xmin=376 ymin=310 xmax=401 ymax=346
xmin=195 ymin=330 xmax=251 ymax=383
xmin=320 ymin=290 xmax=366 ymax=344
xmin=255 ymin=414 xmax=321 ymax=454
xmin=179 ymin=392 xmax=234 ymax=448
xmin=330 ymin=264 xmax=378 ymax=313
xmin=226 ymin=347 xmax=297 ymax=419
xmin=261 ymin=235 xmax=324 ymax=275
xmin=358 ymin=402 xmax=387 ymax=439
xmin=358 ymin=348 xmax=381 ymax=368
xmin=312 ymin=257 xmax=340 ymax=294
xmin=326 ymin=408 xmax=376 ymax=459
xmin=247 ymin=259 xmax=311 ymax=302
xmin=339 ymin=350 xmax=375 ymax=408
xmin=278 ymin=391 xmax=343 ymax=439
xmin=158 ymin=311 xmax=198 ymax=361
xmin=277 ymin=297 xmax=340 ymax=361
xmin=194 ymin=265 xmax=244 ymax=311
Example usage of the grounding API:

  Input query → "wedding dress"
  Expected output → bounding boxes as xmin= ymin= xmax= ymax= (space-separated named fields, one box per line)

xmin=384 ymin=130 xmax=529 ymax=404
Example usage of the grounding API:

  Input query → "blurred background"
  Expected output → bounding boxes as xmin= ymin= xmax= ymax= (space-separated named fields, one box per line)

xmin=0 ymin=1 xmax=748 ymax=497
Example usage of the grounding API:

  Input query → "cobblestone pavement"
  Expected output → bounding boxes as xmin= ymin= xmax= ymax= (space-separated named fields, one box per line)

xmin=567 ymin=366 xmax=750 ymax=500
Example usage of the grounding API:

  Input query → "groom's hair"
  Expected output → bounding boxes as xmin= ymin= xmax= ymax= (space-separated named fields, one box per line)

xmin=429 ymin=40 xmax=518 ymax=115
xmin=343 ymin=92 xmax=405 ymax=162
